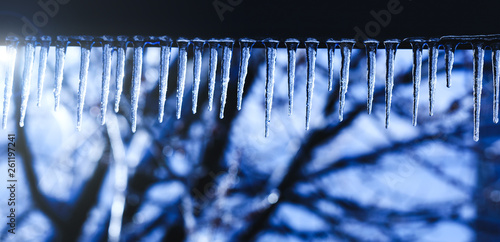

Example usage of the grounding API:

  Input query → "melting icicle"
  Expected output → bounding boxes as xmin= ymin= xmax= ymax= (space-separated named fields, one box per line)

xmin=219 ymin=39 xmax=234 ymax=119
xmin=54 ymin=36 xmax=69 ymax=111
xmin=207 ymin=39 xmax=219 ymax=111
xmin=176 ymin=38 xmax=190 ymax=119
xmin=2 ymin=36 xmax=19 ymax=129
xmin=364 ymin=39 xmax=379 ymax=114
xmin=285 ymin=39 xmax=299 ymax=116
xmin=100 ymin=36 xmax=113 ymax=125
xmin=305 ymin=38 xmax=319 ymax=130
xmin=263 ymin=39 xmax=279 ymax=137
xmin=472 ymin=42 xmax=484 ymax=142
xmin=130 ymin=36 xmax=145 ymax=132
xmin=158 ymin=36 xmax=172 ymax=123
xmin=409 ymin=39 xmax=424 ymax=126
xmin=326 ymin=39 xmax=337 ymax=92
xmin=428 ymin=39 xmax=439 ymax=116
xmin=444 ymin=42 xmax=456 ymax=88
xmin=236 ymin=38 xmax=256 ymax=111
xmin=192 ymin=38 xmax=205 ymax=114
xmin=37 ymin=36 xmax=51 ymax=107
xmin=338 ymin=39 xmax=355 ymax=122
xmin=19 ymin=36 xmax=37 ymax=127
xmin=384 ymin=39 xmax=400 ymax=128
xmin=114 ymin=36 xmax=128 ymax=113
xmin=493 ymin=43 xmax=500 ymax=124
xmin=76 ymin=36 xmax=94 ymax=131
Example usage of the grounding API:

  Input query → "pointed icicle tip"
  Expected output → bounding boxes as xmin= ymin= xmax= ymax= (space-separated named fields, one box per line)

xmin=408 ymin=39 xmax=424 ymax=126
xmin=207 ymin=39 xmax=220 ymax=112
xmin=263 ymin=39 xmax=279 ymax=137
xmin=192 ymin=38 xmax=205 ymax=114
xmin=383 ymin=39 xmax=400 ymax=129
xmin=364 ymin=39 xmax=379 ymax=115
xmin=338 ymin=39 xmax=355 ymax=122
xmin=285 ymin=39 xmax=300 ymax=116
xmin=236 ymin=38 xmax=256 ymax=111
xmin=218 ymin=39 xmax=234 ymax=120
xmin=305 ymin=39 xmax=319 ymax=130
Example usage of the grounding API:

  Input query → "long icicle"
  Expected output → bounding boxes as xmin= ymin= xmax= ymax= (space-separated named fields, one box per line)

xmin=263 ymin=39 xmax=279 ymax=136
xmin=364 ymin=39 xmax=379 ymax=114
xmin=339 ymin=39 xmax=355 ymax=122
xmin=37 ymin=36 xmax=51 ymax=107
xmin=158 ymin=36 xmax=172 ymax=123
xmin=19 ymin=36 xmax=37 ymax=127
xmin=384 ymin=39 xmax=400 ymax=128
xmin=444 ymin=42 xmax=456 ymax=88
xmin=114 ymin=36 xmax=128 ymax=113
xmin=207 ymin=39 xmax=219 ymax=111
xmin=219 ymin=39 xmax=234 ymax=119
xmin=491 ymin=43 xmax=500 ymax=124
xmin=409 ymin=39 xmax=424 ymax=126
xmin=472 ymin=42 xmax=485 ymax=142
xmin=76 ymin=36 xmax=94 ymax=131
xmin=305 ymin=38 xmax=319 ymax=130
xmin=285 ymin=39 xmax=299 ymax=116
xmin=326 ymin=39 xmax=337 ymax=92
xmin=2 ymin=36 xmax=19 ymax=129
xmin=176 ymin=38 xmax=190 ymax=119
xmin=236 ymin=38 xmax=256 ymax=110
xmin=100 ymin=36 xmax=113 ymax=125
xmin=130 ymin=36 xmax=145 ymax=132
xmin=54 ymin=36 xmax=69 ymax=111
xmin=192 ymin=38 xmax=205 ymax=114
xmin=428 ymin=39 xmax=439 ymax=116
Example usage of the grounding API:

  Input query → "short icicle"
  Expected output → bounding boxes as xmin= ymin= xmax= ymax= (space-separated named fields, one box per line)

xmin=158 ymin=36 xmax=172 ymax=123
xmin=472 ymin=42 xmax=485 ymax=142
xmin=176 ymin=38 xmax=190 ymax=119
xmin=219 ymin=39 xmax=234 ymax=119
xmin=207 ymin=39 xmax=219 ymax=111
xmin=444 ymin=42 xmax=456 ymax=88
xmin=263 ymin=39 xmax=279 ymax=136
xmin=114 ymin=36 xmax=128 ymax=113
xmin=338 ymin=39 xmax=355 ymax=122
xmin=326 ymin=39 xmax=338 ymax=92
xmin=53 ymin=36 xmax=69 ymax=111
xmin=236 ymin=38 xmax=256 ymax=111
xmin=285 ymin=39 xmax=299 ymax=116
xmin=384 ymin=39 xmax=400 ymax=128
xmin=130 ymin=36 xmax=145 ymax=132
xmin=100 ymin=36 xmax=113 ymax=125
xmin=364 ymin=39 xmax=379 ymax=114
xmin=409 ymin=39 xmax=424 ymax=126
xmin=19 ymin=36 xmax=37 ymax=127
xmin=37 ymin=36 xmax=51 ymax=107
xmin=2 ymin=36 xmax=19 ymax=129
xmin=428 ymin=39 xmax=439 ymax=116
xmin=192 ymin=38 xmax=205 ymax=114
xmin=305 ymin=38 xmax=319 ymax=130
xmin=76 ymin=36 xmax=95 ymax=131
xmin=491 ymin=42 xmax=500 ymax=124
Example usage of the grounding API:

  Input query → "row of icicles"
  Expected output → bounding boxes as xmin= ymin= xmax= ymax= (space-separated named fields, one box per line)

xmin=1 ymin=35 xmax=499 ymax=141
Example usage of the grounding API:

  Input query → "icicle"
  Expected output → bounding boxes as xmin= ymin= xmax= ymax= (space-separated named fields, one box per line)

xmin=76 ymin=36 xmax=94 ymax=131
xmin=2 ymin=36 xmax=19 ymax=129
xmin=176 ymin=38 xmax=190 ymax=119
xmin=219 ymin=39 xmax=234 ymax=119
xmin=53 ymin=36 xmax=69 ymax=111
xmin=130 ymin=36 xmax=145 ymax=132
xmin=364 ymin=39 xmax=379 ymax=114
xmin=37 ymin=36 xmax=51 ymax=107
xmin=192 ymin=38 xmax=205 ymax=114
xmin=285 ymin=39 xmax=299 ymax=116
xmin=326 ymin=39 xmax=337 ymax=92
xmin=236 ymin=38 xmax=256 ymax=111
xmin=19 ymin=36 xmax=37 ymax=127
xmin=408 ymin=39 xmax=424 ymax=126
xmin=338 ymin=39 xmax=355 ymax=122
xmin=114 ymin=36 xmax=128 ymax=113
xmin=428 ymin=39 xmax=439 ymax=116
xmin=305 ymin=38 xmax=319 ymax=130
xmin=444 ymin=42 xmax=456 ymax=88
xmin=100 ymin=36 xmax=113 ymax=125
xmin=384 ymin=39 xmax=400 ymax=128
xmin=493 ymin=43 xmax=500 ymax=124
xmin=207 ymin=39 xmax=219 ymax=111
xmin=263 ymin=39 xmax=279 ymax=137
xmin=472 ymin=42 xmax=484 ymax=142
xmin=158 ymin=36 xmax=172 ymax=123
